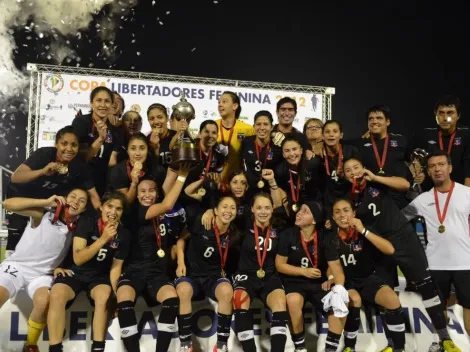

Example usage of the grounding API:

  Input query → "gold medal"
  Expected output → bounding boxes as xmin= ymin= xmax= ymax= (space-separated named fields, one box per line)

xmin=131 ymin=170 xmax=140 ymax=178
xmin=57 ymin=165 xmax=68 ymax=175
xmin=378 ymin=168 xmax=385 ymax=174
xmin=157 ymin=249 xmax=165 ymax=258
xmin=133 ymin=161 xmax=143 ymax=170
xmin=257 ymin=180 xmax=265 ymax=189
xmin=438 ymin=224 xmax=446 ymax=233
xmin=292 ymin=203 xmax=299 ymax=212
xmin=221 ymin=270 xmax=226 ymax=278
xmin=256 ymin=269 xmax=265 ymax=279
xmin=198 ymin=188 xmax=206 ymax=196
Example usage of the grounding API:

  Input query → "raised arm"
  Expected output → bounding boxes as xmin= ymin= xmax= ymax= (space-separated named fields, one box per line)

xmin=3 ymin=195 xmax=65 ymax=224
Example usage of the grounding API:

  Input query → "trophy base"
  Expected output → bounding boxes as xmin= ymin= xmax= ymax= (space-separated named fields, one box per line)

xmin=170 ymin=141 xmax=200 ymax=170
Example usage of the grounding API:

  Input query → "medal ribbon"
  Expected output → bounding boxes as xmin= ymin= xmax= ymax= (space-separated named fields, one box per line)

xmin=253 ymin=222 xmax=271 ymax=270
xmin=213 ymin=223 xmax=230 ymax=273
xmin=219 ymin=120 xmax=235 ymax=146
xmin=126 ymin=160 xmax=145 ymax=181
xmin=255 ymin=139 xmax=271 ymax=179
xmin=323 ymin=144 xmax=343 ymax=176
xmin=370 ymin=134 xmax=389 ymax=172
xmin=52 ymin=203 xmax=77 ymax=232
xmin=349 ymin=177 xmax=367 ymax=201
xmin=433 ymin=181 xmax=455 ymax=227
xmin=199 ymin=143 xmax=213 ymax=178
xmin=152 ymin=218 xmax=163 ymax=252
xmin=300 ymin=230 xmax=319 ymax=268
xmin=288 ymin=170 xmax=301 ymax=204
xmin=338 ymin=227 xmax=358 ymax=242
xmin=438 ymin=130 xmax=456 ymax=155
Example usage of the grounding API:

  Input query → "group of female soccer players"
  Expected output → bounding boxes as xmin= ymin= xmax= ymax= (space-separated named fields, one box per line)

xmin=1 ymin=85 xmax=462 ymax=352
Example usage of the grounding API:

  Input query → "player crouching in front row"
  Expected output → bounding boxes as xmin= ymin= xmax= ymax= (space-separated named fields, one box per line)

xmin=47 ymin=191 xmax=131 ymax=352
xmin=1 ymin=189 xmax=89 ymax=352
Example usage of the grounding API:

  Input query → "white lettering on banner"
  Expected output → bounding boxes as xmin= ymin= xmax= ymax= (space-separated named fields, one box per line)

xmin=0 ymin=291 xmax=469 ymax=351
xmin=37 ymin=74 xmax=324 ymax=148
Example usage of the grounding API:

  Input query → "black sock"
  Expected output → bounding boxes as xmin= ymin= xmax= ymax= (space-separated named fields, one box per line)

xmin=156 ymin=297 xmax=179 ymax=352
xmin=270 ymin=311 xmax=288 ymax=352
xmin=178 ymin=313 xmax=192 ymax=347
xmin=416 ymin=276 xmax=450 ymax=340
xmin=291 ymin=331 xmax=306 ymax=349
xmin=234 ymin=309 xmax=256 ymax=352
xmin=216 ymin=312 xmax=232 ymax=348
xmin=343 ymin=306 xmax=360 ymax=348
xmin=49 ymin=343 xmax=63 ymax=352
xmin=384 ymin=307 xmax=405 ymax=350
xmin=380 ymin=308 xmax=394 ymax=348
xmin=117 ymin=300 xmax=140 ymax=352
xmin=91 ymin=340 xmax=105 ymax=352
xmin=325 ymin=330 xmax=341 ymax=352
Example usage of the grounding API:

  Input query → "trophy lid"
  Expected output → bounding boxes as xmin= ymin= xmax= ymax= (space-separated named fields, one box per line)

xmin=172 ymin=92 xmax=196 ymax=122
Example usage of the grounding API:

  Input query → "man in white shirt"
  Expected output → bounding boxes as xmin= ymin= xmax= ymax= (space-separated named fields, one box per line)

xmin=0 ymin=189 xmax=88 ymax=352
xmin=403 ymin=150 xmax=470 ymax=351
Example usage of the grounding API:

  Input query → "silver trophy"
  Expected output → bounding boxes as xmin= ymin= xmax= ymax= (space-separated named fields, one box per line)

xmin=410 ymin=148 xmax=429 ymax=194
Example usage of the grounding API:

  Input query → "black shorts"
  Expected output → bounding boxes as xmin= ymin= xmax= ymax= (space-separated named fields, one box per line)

xmin=430 ymin=270 xmax=470 ymax=309
xmin=53 ymin=273 xmax=110 ymax=308
xmin=282 ymin=277 xmax=327 ymax=313
xmin=117 ymin=270 xmax=174 ymax=307
xmin=175 ymin=274 xmax=230 ymax=301
xmin=233 ymin=272 xmax=284 ymax=306
xmin=346 ymin=275 xmax=388 ymax=305
xmin=377 ymin=225 xmax=429 ymax=284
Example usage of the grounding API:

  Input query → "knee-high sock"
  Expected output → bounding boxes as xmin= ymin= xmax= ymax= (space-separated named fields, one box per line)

xmin=156 ymin=298 xmax=179 ymax=352
xmin=384 ymin=307 xmax=406 ymax=351
xmin=234 ymin=309 xmax=256 ymax=352
xmin=343 ymin=307 xmax=360 ymax=348
xmin=325 ymin=330 xmax=341 ymax=352
xmin=270 ymin=311 xmax=288 ymax=352
xmin=216 ymin=312 xmax=232 ymax=348
xmin=26 ymin=318 xmax=46 ymax=346
xmin=178 ymin=313 xmax=192 ymax=347
xmin=117 ymin=300 xmax=140 ymax=352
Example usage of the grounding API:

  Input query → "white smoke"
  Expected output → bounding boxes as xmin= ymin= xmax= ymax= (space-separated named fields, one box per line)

xmin=0 ymin=0 xmax=137 ymax=98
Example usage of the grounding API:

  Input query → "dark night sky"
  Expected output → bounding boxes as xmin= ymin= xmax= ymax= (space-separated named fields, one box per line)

xmin=5 ymin=0 xmax=468 ymax=170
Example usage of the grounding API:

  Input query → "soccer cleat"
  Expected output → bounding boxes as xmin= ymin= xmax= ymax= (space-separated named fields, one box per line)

xmin=440 ymin=339 xmax=461 ymax=352
xmin=179 ymin=345 xmax=193 ymax=352
xmin=428 ymin=342 xmax=443 ymax=352
xmin=213 ymin=345 xmax=229 ymax=352
xmin=23 ymin=345 xmax=40 ymax=352
xmin=342 ymin=348 xmax=356 ymax=352
xmin=379 ymin=347 xmax=393 ymax=352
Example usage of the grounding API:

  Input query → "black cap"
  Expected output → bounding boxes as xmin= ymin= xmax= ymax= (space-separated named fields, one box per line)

xmin=301 ymin=200 xmax=324 ymax=225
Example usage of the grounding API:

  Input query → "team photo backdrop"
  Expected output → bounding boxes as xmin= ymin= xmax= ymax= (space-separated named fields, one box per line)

xmin=38 ymin=73 xmax=324 ymax=147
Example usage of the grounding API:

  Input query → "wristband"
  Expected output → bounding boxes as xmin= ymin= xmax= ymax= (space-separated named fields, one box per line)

xmin=328 ymin=275 xmax=334 ymax=280
xmin=361 ymin=227 xmax=367 ymax=235
xmin=364 ymin=229 xmax=369 ymax=237
xmin=177 ymin=175 xmax=186 ymax=183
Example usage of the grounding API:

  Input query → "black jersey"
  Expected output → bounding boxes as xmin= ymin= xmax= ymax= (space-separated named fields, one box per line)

xmin=275 ymin=157 xmax=324 ymax=206
xmin=108 ymin=159 xmax=166 ymax=192
xmin=323 ymin=144 xmax=360 ymax=218
xmin=187 ymin=140 xmax=226 ymax=182
xmin=148 ymin=129 xmax=177 ymax=168
xmin=324 ymin=228 xmax=376 ymax=279
xmin=242 ymin=136 xmax=283 ymax=193
xmin=272 ymin=125 xmax=309 ymax=151
xmin=352 ymin=182 xmax=409 ymax=238
xmin=238 ymin=223 xmax=282 ymax=275
xmin=70 ymin=215 xmax=131 ymax=279
xmin=187 ymin=214 xmax=239 ymax=276
xmin=412 ymin=126 xmax=470 ymax=186
xmin=350 ymin=133 xmax=410 ymax=208
xmin=72 ymin=113 xmax=124 ymax=195
xmin=6 ymin=147 xmax=94 ymax=199
xmin=277 ymin=227 xmax=329 ymax=284
xmin=125 ymin=204 xmax=177 ymax=275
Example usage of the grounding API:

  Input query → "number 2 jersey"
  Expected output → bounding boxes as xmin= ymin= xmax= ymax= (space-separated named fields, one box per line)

xmin=352 ymin=182 xmax=410 ymax=238
xmin=277 ymin=227 xmax=330 ymax=284
xmin=70 ymin=215 xmax=131 ymax=281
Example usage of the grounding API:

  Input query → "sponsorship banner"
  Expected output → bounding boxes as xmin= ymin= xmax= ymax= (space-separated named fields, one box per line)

xmin=38 ymin=73 xmax=323 ymax=147
xmin=0 ymin=291 xmax=468 ymax=351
